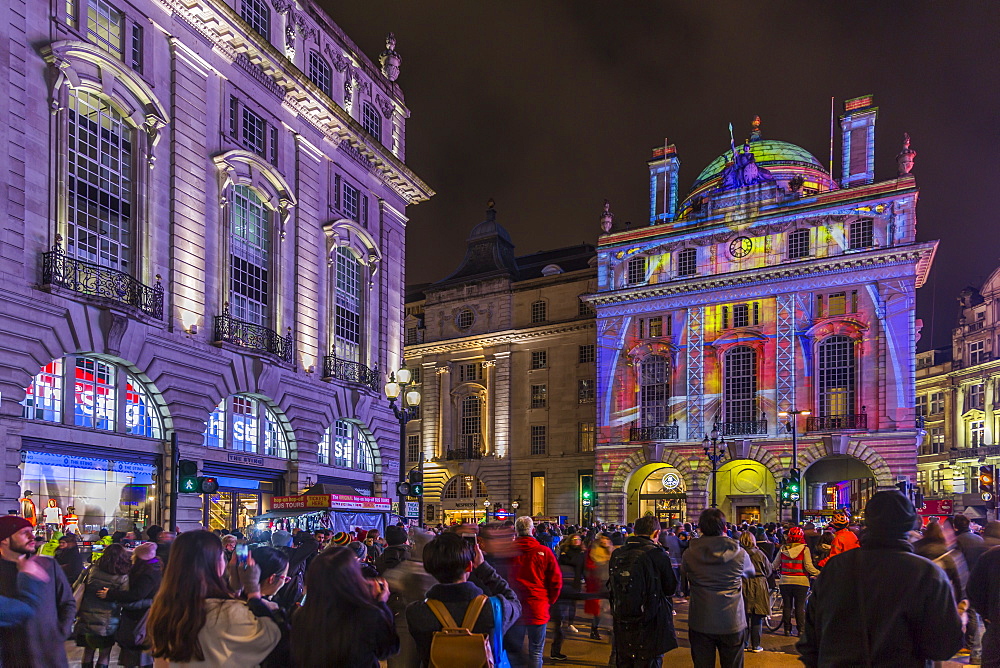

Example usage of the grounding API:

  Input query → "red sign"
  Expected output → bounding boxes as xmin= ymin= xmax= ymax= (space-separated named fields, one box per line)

xmin=918 ymin=499 xmax=954 ymax=516
xmin=272 ymin=494 xmax=392 ymax=512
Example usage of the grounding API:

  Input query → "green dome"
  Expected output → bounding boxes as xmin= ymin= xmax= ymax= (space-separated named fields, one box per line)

xmin=691 ymin=139 xmax=826 ymax=189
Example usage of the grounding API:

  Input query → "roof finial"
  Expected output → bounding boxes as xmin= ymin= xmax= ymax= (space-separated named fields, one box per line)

xmin=379 ymin=33 xmax=401 ymax=81
xmin=486 ymin=198 xmax=496 ymax=222
xmin=750 ymin=115 xmax=762 ymax=142
xmin=600 ymin=199 xmax=614 ymax=234
xmin=896 ymin=132 xmax=916 ymax=176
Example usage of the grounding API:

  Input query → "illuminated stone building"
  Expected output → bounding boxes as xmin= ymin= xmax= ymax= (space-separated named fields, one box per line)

xmin=404 ymin=203 xmax=597 ymax=525
xmin=916 ymin=271 xmax=1000 ymax=521
xmin=591 ymin=99 xmax=936 ymax=525
xmin=0 ymin=0 xmax=431 ymax=532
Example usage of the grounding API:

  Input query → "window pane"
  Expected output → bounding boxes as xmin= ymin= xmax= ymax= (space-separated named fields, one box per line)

xmin=74 ymin=357 xmax=116 ymax=431
xmin=317 ymin=428 xmax=330 ymax=464
xmin=362 ymin=102 xmax=381 ymax=142
xmin=87 ymin=0 xmax=124 ymax=60
xmin=342 ymin=182 xmax=360 ymax=221
xmin=724 ymin=346 xmax=757 ymax=423
xmin=819 ymin=336 xmax=855 ymax=416
xmin=308 ymin=51 xmax=332 ymax=97
xmin=229 ymin=186 xmax=270 ymax=326
xmin=531 ymin=384 xmax=547 ymax=409
xmin=231 ymin=395 xmax=259 ymax=453
xmin=578 ymin=422 xmax=595 ymax=452
xmin=627 ymin=257 xmax=647 ymax=284
xmin=203 ymin=399 xmax=226 ymax=448
xmin=530 ymin=426 xmax=547 ymax=455
xmin=640 ymin=355 xmax=670 ymax=426
xmin=334 ymin=419 xmax=353 ymax=468
xmin=788 ymin=229 xmax=810 ymax=259
xmin=461 ymin=396 xmax=481 ymax=453
xmin=241 ymin=107 xmax=267 ymax=158
xmin=677 ymin=249 xmax=697 ymax=276
xmin=849 ymin=219 xmax=873 ymax=249
xmin=262 ymin=405 xmax=287 ymax=458
xmin=240 ymin=0 xmax=270 ymax=41
xmin=334 ymin=247 xmax=362 ymax=362
xmin=22 ymin=359 xmax=64 ymax=422
xmin=531 ymin=301 xmax=547 ymax=323
xmin=124 ymin=373 xmax=161 ymax=438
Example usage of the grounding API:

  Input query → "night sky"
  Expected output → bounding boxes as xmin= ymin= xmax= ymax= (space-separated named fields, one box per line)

xmin=325 ymin=2 xmax=1000 ymax=351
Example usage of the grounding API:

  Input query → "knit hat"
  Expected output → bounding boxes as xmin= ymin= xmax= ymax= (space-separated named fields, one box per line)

xmin=385 ymin=525 xmax=408 ymax=546
xmin=864 ymin=491 xmax=917 ymax=538
xmin=355 ymin=529 xmax=369 ymax=542
xmin=347 ymin=540 xmax=367 ymax=561
xmin=133 ymin=541 xmax=158 ymax=561
xmin=331 ymin=531 xmax=351 ymax=546
xmin=271 ymin=530 xmax=292 ymax=548
xmin=0 ymin=516 xmax=31 ymax=544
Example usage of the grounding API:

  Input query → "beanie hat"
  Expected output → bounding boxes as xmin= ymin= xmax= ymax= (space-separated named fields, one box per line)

xmin=133 ymin=541 xmax=158 ymax=561
xmin=0 ymin=516 xmax=31 ymax=544
xmin=347 ymin=540 xmax=367 ymax=561
xmin=271 ymin=530 xmax=292 ymax=548
xmin=355 ymin=529 xmax=369 ymax=542
xmin=864 ymin=491 xmax=917 ymax=538
xmin=385 ymin=525 xmax=408 ymax=546
xmin=331 ymin=531 xmax=351 ymax=546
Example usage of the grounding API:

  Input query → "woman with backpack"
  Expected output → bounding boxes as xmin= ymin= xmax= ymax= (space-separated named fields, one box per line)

xmin=738 ymin=531 xmax=771 ymax=652
xmin=74 ymin=543 xmax=130 ymax=668
xmin=770 ymin=526 xmax=819 ymax=636
xmin=98 ymin=540 xmax=161 ymax=667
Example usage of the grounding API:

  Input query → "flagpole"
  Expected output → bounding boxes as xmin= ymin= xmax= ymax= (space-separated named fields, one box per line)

xmin=829 ymin=96 xmax=835 ymax=176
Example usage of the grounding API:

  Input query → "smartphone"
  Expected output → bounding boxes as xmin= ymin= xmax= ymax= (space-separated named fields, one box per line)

xmin=463 ymin=534 xmax=477 ymax=548
xmin=235 ymin=543 xmax=249 ymax=566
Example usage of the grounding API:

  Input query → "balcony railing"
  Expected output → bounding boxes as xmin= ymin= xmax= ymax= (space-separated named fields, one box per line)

xmin=214 ymin=307 xmax=293 ymax=362
xmin=446 ymin=446 xmax=484 ymax=461
xmin=42 ymin=247 xmax=163 ymax=319
xmin=630 ymin=424 xmax=680 ymax=441
xmin=805 ymin=414 xmax=868 ymax=431
xmin=718 ymin=420 xmax=768 ymax=436
xmin=323 ymin=354 xmax=380 ymax=392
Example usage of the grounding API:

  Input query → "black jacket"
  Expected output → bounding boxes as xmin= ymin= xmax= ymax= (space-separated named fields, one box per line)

xmin=55 ymin=546 xmax=84 ymax=584
xmin=969 ymin=545 xmax=1000 ymax=624
xmin=797 ymin=537 xmax=963 ymax=667
xmin=609 ymin=536 xmax=678 ymax=659
xmin=0 ymin=556 xmax=75 ymax=668
xmin=374 ymin=544 xmax=409 ymax=575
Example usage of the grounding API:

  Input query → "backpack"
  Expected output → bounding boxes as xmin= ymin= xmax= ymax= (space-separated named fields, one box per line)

xmin=608 ymin=542 xmax=662 ymax=622
xmin=426 ymin=595 xmax=494 ymax=668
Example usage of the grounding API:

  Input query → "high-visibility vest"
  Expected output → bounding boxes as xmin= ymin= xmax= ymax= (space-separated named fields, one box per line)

xmin=780 ymin=547 xmax=807 ymax=577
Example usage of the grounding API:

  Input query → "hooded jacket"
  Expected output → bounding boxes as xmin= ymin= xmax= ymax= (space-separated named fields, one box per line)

xmin=508 ymin=536 xmax=561 ymax=624
xmin=771 ymin=542 xmax=820 ymax=587
xmin=680 ymin=535 xmax=755 ymax=635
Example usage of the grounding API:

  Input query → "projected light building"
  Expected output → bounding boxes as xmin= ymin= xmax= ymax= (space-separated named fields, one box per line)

xmin=590 ymin=99 xmax=935 ymax=525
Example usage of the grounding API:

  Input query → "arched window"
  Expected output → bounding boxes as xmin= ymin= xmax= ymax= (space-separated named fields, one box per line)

xmin=333 ymin=246 xmax=363 ymax=363
xmin=317 ymin=419 xmax=376 ymax=472
xmin=818 ymin=336 xmax=856 ymax=416
xmin=21 ymin=355 xmax=163 ymax=438
xmin=460 ymin=395 xmax=482 ymax=455
xmin=724 ymin=346 xmax=758 ymax=424
xmin=308 ymin=50 xmax=332 ymax=97
xmin=229 ymin=185 xmax=271 ymax=326
xmin=203 ymin=394 xmax=289 ymax=458
xmin=67 ymin=90 xmax=133 ymax=272
xmin=639 ymin=355 xmax=670 ymax=427
xmin=442 ymin=475 xmax=488 ymax=500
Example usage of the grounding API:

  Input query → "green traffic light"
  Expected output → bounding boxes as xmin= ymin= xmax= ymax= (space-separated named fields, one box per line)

xmin=582 ymin=490 xmax=591 ymax=499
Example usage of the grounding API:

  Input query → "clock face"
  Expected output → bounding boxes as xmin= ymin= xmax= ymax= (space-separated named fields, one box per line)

xmin=730 ymin=236 xmax=753 ymax=258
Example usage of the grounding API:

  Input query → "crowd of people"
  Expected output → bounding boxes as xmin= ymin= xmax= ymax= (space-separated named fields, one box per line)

xmin=0 ymin=490 xmax=998 ymax=667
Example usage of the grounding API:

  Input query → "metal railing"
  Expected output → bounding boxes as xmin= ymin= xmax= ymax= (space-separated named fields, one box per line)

xmin=322 ymin=354 xmax=380 ymax=392
xmin=718 ymin=420 xmax=768 ymax=436
xmin=630 ymin=424 xmax=680 ymax=441
xmin=42 ymin=247 xmax=163 ymax=319
xmin=214 ymin=307 xmax=293 ymax=362
xmin=805 ymin=414 xmax=868 ymax=431
xmin=446 ymin=446 xmax=484 ymax=461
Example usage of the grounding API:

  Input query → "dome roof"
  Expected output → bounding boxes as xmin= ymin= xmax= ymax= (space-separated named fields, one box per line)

xmin=691 ymin=139 xmax=826 ymax=189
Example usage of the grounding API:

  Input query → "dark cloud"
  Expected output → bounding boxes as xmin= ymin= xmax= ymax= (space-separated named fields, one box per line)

xmin=325 ymin=1 xmax=1000 ymax=349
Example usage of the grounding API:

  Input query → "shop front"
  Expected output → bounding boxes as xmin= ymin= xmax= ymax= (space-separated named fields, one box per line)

xmin=202 ymin=455 xmax=286 ymax=534
xmin=628 ymin=464 xmax=688 ymax=525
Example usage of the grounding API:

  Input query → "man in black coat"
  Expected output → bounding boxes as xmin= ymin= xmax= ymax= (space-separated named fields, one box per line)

xmin=608 ymin=515 xmax=678 ymax=668
xmin=798 ymin=491 xmax=963 ymax=667
xmin=374 ymin=525 xmax=410 ymax=575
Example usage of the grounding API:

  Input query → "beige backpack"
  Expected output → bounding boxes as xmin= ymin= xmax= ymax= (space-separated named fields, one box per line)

xmin=426 ymin=594 xmax=494 ymax=668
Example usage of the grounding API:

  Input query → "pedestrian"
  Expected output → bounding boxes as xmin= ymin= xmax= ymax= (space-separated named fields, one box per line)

xmin=739 ymin=531 xmax=771 ymax=652
xmin=505 ymin=516 xmax=561 ymax=668
xmin=913 ymin=521 xmax=965 ymax=604
xmin=953 ymin=514 xmax=987 ymax=665
xmin=273 ymin=528 xmax=318 ymax=610
xmin=375 ymin=525 xmax=411 ymax=575
xmin=247 ymin=546 xmax=291 ymax=668
xmin=221 ymin=534 xmax=237 ymax=563
xmin=56 ymin=531 xmax=85 ymax=583
xmin=681 ymin=508 xmax=755 ymax=668
xmin=406 ymin=532 xmax=520 ymax=667
xmin=147 ymin=530 xmax=280 ymax=665
xmin=291 ymin=547 xmax=399 ymax=667
xmin=968 ymin=541 xmax=1000 ymax=666
xmin=74 ymin=543 xmax=130 ymax=668
xmin=771 ymin=526 xmax=819 ymax=637
xmin=583 ymin=534 xmax=613 ymax=639
xmin=0 ymin=515 xmax=76 ymax=667
xmin=797 ymin=490 xmax=963 ymax=666
xmin=607 ymin=515 xmax=678 ymax=668
xmin=550 ymin=533 xmax=588 ymax=661
xmin=385 ymin=529 xmax=437 ymax=668
xmin=817 ymin=509 xmax=858 ymax=567
xmin=0 ymin=547 xmax=48 ymax=628
xmin=812 ymin=531 xmax=834 ymax=566
xmin=99 ymin=540 xmax=161 ymax=668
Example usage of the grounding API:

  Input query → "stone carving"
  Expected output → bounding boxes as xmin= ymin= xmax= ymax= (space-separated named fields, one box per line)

xmin=331 ymin=51 xmax=350 ymax=73
xmin=101 ymin=311 xmax=129 ymax=356
xmin=272 ymin=0 xmax=293 ymax=12
xmin=896 ymin=132 xmax=916 ymax=176
xmin=379 ymin=33 xmax=401 ymax=81
xmin=375 ymin=94 xmax=394 ymax=119
xmin=601 ymin=199 xmax=614 ymax=234
xmin=285 ymin=23 xmax=296 ymax=59
xmin=343 ymin=72 xmax=353 ymax=105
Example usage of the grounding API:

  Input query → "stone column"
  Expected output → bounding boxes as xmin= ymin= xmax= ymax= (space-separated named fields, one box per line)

xmin=438 ymin=365 xmax=452 ymax=453
xmin=482 ymin=359 xmax=496 ymax=454
xmin=421 ymin=362 xmax=438 ymax=458
xmin=493 ymin=351 xmax=511 ymax=458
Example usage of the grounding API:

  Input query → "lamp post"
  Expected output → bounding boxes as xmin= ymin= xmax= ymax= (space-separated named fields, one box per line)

xmin=511 ymin=499 xmax=520 ymax=515
xmin=384 ymin=363 xmax=422 ymax=526
xmin=779 ymin=409 xmax=810 ymax=524
xmin=484 ymin=499 xmax=491 ymax=523
xmin=702 ymin=426 xmax=727 ymax=509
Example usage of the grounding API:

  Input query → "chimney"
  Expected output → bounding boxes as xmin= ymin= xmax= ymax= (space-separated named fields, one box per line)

xmin=840 ymin=94 xmax=878 ymax=187
xmin=648 ymin=142 xmax=680 ymax=224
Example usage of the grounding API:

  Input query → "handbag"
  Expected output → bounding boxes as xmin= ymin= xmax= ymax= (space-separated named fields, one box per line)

xmin=72 ymin=567 xmax=90 ymax=608
xmin=115 ymin=608 xmax=150 ymax=649
xmin=489 ymin=596 xmax=511 ymax=668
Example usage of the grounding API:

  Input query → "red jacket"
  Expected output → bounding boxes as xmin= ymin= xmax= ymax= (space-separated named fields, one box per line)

xmin=818 ymin=527 xmax=860 ymax=567
xmin=508 ymin=536 xmax=562 ymax=624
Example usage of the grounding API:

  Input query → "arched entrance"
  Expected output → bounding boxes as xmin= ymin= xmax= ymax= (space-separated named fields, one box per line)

xmin=440 ymin=475 xmax=489 ymax=524
xmin=626 ymin=463 xmax=688 ymax=525
xmin=802 ymin=455 xmax=877 ymax=524
xmin=713 ymin=460 xmax=778 ymax=524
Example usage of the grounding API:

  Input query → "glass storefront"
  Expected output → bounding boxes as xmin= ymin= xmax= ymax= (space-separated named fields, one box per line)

xmin=635 ymin=466 xmax=687 ymax=525
xmin=203 ymin=477 xmax=275 ymax=534
xmin=20 ymin=449 xmax=157 ymax=534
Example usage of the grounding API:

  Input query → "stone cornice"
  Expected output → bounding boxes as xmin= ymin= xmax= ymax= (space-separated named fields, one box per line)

xmin=404 ymin=321 xmax=594 ymax=357
xmin=588 ymin=242 xmax=938 ymax=313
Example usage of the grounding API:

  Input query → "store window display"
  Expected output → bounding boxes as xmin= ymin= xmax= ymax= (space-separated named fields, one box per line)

xmin=202 ymin=394 xmax=291 ymax=458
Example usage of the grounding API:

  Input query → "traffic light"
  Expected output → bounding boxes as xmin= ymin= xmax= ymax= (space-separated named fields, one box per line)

xmin=178 ymin=460 xmax=199 ymax=493
xmin=198 ymin=476 xmax=219 ymax=494
xmin=787 ymin=468 xmax=801 ymax=502
xmin=408 ymin=469 xmax=424 ymax=496
xmin=395 ymin=481 xmax=411 ymax=496
xmin=581 ymin=475 xmax=594 ymax=507
xmin=779 ymin=477 xmax=792 ymax=507
xmin=980 ymin=465 xmax=995 ymax=502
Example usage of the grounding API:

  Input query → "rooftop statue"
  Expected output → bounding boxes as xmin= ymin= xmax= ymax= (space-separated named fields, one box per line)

xmin=716 ymin=123 xmax=776 ymax=191
xmin=896 ymin=132 xmax=916 ymax=176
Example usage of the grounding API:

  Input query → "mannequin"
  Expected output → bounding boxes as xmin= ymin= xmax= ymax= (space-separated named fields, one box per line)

xmin=63 ymin=505 xmax=79 ymax=535
xmin=42 ymin=498 xmax=63 ymax=537
xmin=19 ymin=491 xmax=37 ymax=526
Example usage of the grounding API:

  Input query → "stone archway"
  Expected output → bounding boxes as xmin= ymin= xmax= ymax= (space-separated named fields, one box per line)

xmin=797 ymin=438 xmax=894 ymax=488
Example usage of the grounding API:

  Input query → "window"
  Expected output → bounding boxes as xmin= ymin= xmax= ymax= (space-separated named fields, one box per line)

xmin=443 ymin=475 xmax=487 ymax=500
xmin=578 ymin=379 xmax=595 ymax=403
xmin=733 ymin=304 xmax=749 ymax=328
xmin=530 ymin=301 xmax=547 ymax=323
xmin=788 ymin=229 xmax=810 ymax=259
xmin=362 ymin=102 xmax=382 ymax=142
xmin=969 ymin=383 xmax=985 ymax=410
xmin=929 ymin=427 xmax=945 ymax=454
xmin=130 ymin=22 xmax=142 ymax=72
xmin=818 ymin=336 xmax=855 ymax=417
xmin=648 ymin=316 xmax=663 ymax=338
xmin=578 ymin=422 xmax=595 ymax=452
xmin=342 ymin=181 xmax=360 ymax=221
xmin=241 ymin=0 xmax=270 ymax=41
xmin=578 ymin=299 xmax=595 ymax=317
xmin=408 ymin=404 xmax=421 ymax=420
xmin=531 ymin=351 xmax=547 ymax=370
xmin=849 ymin=219 xmax=874 ymax=249
xmin=407 ymin=435 xmax=420 ymax=463
xmin=67 ymin=90 xmax=133 ymax=272
xmin=411 ymin=367 xmax=422 ymax=384
xmin=530 ymin=426 xmax=547 ymax=455
xmin=318 ymin=429 xmax=330 ymax=464
xmin=531 ymin=384 xmax=547 ymax=409
xmin=724 ymin=346 xmax=758 ymax=423
xmin=405 ymin=327 xmax=418 ymax=345
xmin=333 ymin=247 xmax=363 ymax=363
xmin=916 ymin=394 xmax=928 ymax=417
xmin=970 ymin=420 xmax=986 ymax=447
xmin=456 ymin=308 xmax=475 ymax=330
xmin=969 ymin=340 xmax=987 ymax=365
xmin=531 ymin=472 xmax=545 ymax=515
xmin=229 ymin=98 xmax=279 ymax=165
xmin=828 ymin=292 xmax=847 ymax=317
xmin=578 ymin=344 xmax=595 ymax=364
xmin=242 ymin=106 xmax=267 ymax=158
xmin=317 ymin=419 xmax=374 ymax=471
xmin=22 ymin=359 xmax=64 ymax=422
xmin=640 ymin=355 xmax=670 ymax=426
xmin=721 ymin=306 xmax=729 ymax=330
xmin=460 ymin=396 xmax=481 ymax=453
xmin=677 ymin=248 xmax=697 ymax=277
xmin=87 ymin=0 xmax=124 ymax=60
xmin=930 ymin=392 xmax=944 ymax=415
xmin=627 ymin=257 xmax=647 ymax=285
xmin=458 ymin=363 xmax=482 ymax=383
xmin=203 ymin=394 xmax=289 ymax=458
xmin=308 ymin=51 xmax=333 ymax=97
xmin=334 ymin=176 xmax=368 ymax=226
xmin=229 ymin=185 xmax=270 ymax=326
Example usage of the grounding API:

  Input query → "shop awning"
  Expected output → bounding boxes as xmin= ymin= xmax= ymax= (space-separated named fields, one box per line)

xmin=255 ymin=509 xmax=327 ymax=520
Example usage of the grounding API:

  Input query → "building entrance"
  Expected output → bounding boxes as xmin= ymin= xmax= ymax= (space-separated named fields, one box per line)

xmin=628 ymin=464 xmax=687 ymax=525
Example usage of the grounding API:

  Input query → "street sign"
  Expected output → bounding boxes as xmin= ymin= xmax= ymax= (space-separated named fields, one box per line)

xmin=405 ymin=501 xmax=419 ymax=518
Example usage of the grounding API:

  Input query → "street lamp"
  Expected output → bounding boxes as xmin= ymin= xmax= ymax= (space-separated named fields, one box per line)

xmin=484 ymin=499 xmax=491 ymax=523
xmin=511 ymin=499 xmax=520 ymax=512
xmin=703 ymin=425 xmax=727 ymax=509
xmin=778 ymin=409 xmax=811 ymax=524
xmin=385 ymin=363 xmax=422 ymax=526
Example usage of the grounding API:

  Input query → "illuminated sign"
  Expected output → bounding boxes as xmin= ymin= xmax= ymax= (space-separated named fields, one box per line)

xmin=271 ymin=494 xmax=392 ymax=512
xmin=661 ymin=472 xmax=680 ymax=490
